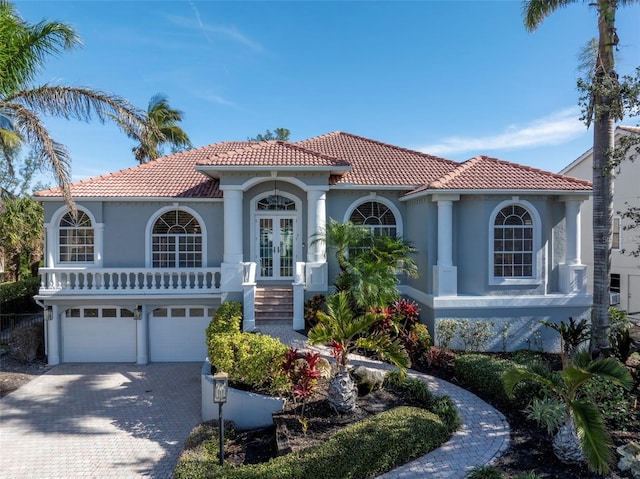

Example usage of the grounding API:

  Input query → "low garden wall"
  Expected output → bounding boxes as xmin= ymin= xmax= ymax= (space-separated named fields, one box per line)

xmin=201 ymin=360 xmax=286 ymax=430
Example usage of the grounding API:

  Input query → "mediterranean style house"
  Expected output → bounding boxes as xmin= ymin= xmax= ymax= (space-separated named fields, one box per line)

xmin=560 ymin=125 xmax=640 ymax=320
xmin=35 ymin=131 xmax=593 ymax=364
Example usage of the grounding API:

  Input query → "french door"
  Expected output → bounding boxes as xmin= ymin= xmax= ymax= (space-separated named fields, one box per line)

xmin=257 ymin=216 xmax=295 ymax=279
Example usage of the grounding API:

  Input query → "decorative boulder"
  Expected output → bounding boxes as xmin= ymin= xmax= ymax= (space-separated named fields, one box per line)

xmin=351 ymin=365 xmax=386 ymax=395
xmin=617 ymin=441 xmax=640 ymax=479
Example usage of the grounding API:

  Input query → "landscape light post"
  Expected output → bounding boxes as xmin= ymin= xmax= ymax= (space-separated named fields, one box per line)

xmin=212 ymin=372 xmax=228 ymax=466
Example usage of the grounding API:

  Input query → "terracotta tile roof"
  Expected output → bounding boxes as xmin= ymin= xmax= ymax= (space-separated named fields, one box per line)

xmin=297 ymin=131 xmax=458 ymax=186
xmin=34 ymin=132 xmax=592 ymax=199
xmin=196 ymin=140 xmax=350 ymax=169
xmin=34 ymin=142 xmax=250 ymax=198
xmin=410 ymin=155 xmax=592 ymax=195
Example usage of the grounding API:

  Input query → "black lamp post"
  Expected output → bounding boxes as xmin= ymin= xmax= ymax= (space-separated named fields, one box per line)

xmin=212 ymin=372 xmax=228 ymax=466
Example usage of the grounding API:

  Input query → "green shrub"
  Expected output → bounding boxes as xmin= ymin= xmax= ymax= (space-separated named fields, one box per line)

xmin=304 ymin=294 xmax=325 ymax=329
xmin=175 ymin=406 xmax=452 ymax=479
xmin=436 ymin=319 xmax=458 ymax=349
xmin=206 ymin=301 xmax=242 ymax=337
xmin=457 ymin=319 xmax=495 ymax=352
xmin=466 ymin=465 xmax=504 ymax=479
xmin=455 ymin=354 xmax=543 ymax=406
xmin=582 ymin=375 xmax=640 ymax=431
xmin=0 ymin=277 xmax=40 ymax=304
xmin=207 ymin=331 xmax=289 ymax=394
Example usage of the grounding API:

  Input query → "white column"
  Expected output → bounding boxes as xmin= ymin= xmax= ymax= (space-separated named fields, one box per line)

xmin=559 ymin=198 xmax=586 ymax=294
xmin=47 ymin=304 xmax=61 ymax=365
xmin=223 ymin=188 xmax=244 ymax=263
xmin=136 ymin=305 xmax=148 ymax=365
xmin=307 ymin=189 xmax=327 ymax=263
xmin=437 ymin=200 xmax=454 ymax=267
xmin=95 ymin=223 xmax=104 ymax=267
xmin=432 ymin=195 xmax=459 ymax=296
xmin=221 ymin=188 xmax=244 ymax=292
xmin=44 ymin=223 xmax=55 ymax=267
xmin=564 ymin=200 xmax=581 ymax=265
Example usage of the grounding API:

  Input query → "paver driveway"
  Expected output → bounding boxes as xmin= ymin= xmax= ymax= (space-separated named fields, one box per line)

xmin=0 ymin=363 xmax=202 ymax=479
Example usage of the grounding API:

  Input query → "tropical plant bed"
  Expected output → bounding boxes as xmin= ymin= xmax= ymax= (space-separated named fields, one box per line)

xmin=425 ymin=349 xmax=639 ymax=479
xmin=176 ymin=376 xmax=458 ymax=478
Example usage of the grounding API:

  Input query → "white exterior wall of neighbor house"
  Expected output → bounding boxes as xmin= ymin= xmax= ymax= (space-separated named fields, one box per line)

xmin=561 ymin=129 xmax=640 ymax=317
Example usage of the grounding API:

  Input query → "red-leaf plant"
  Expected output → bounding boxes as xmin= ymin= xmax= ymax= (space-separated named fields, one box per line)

xmin=281 ymin=347 xmax=324 ymax=432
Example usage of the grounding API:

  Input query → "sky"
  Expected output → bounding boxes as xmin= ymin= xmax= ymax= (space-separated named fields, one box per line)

xmin=12 ymin=0 xmax=640 ymax=185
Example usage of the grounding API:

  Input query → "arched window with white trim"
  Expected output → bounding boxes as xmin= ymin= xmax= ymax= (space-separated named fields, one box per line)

xmin=151 ymin=210 xmax=202 ymax=268
xmin=59 ymin=211 xmax=94 ymax=263
xmin=349 ymin=200 xmax=398 ymax=237
xmin=489 ymin=201 xmax=542 ymax=285
xmin=493 ymin=205 xmax=533 ymax=277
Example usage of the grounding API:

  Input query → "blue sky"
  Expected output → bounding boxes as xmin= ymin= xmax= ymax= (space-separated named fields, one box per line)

xmin=14 ymin=0 xmax=640 ymax=184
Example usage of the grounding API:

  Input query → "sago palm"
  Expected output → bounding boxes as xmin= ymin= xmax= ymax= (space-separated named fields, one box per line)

xmin=0 ymin=1 xmax=156 ymax=209
xmin=307 ymin=291 xmax=410 ymax=413
xmin=522 ymin=0 xmax=639 ymax=352
xmin=503 ymin=349 xmax=632 ymax=474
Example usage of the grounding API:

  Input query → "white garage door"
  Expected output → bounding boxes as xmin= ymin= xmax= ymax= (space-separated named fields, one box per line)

xmin=62 ymin=307 xmax=137 ymax=362
xmin=149 ymin=307 xmax=212 ymax=362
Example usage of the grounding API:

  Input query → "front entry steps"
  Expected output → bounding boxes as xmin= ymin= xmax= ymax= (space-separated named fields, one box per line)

xmin=255 ymin=286 xmax=293 ymax=327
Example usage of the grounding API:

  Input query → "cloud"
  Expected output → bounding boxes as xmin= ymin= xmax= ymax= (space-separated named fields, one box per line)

xmin=169 ymin=10 xmax=263 ymax=53
xmin=202 ymin=93 xmax=237 ymax=108
xmin=418 ymin=107 xmax=587 ymax=155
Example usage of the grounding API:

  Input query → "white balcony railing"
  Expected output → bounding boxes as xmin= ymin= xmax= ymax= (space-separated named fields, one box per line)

xmin=38 ymin=267 xmax=222 ymax=296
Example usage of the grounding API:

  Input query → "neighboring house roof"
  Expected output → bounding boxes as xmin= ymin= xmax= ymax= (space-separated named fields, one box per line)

xmin=297 ymin=131 xmax=458 ymax=187
xmin=34 ymin=131 xmax=592 ymax=199
xmin=409 ymin=156 xmax=592 ymax=196
xmin=560 ymin=125 xmax=640 ymax=175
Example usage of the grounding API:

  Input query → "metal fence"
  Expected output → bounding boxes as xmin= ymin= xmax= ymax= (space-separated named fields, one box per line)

xmin=0 ymin=312 xmax=44 ymax=337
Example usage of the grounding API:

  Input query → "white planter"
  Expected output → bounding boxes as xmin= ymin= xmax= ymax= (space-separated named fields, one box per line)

xmin=201 ymin=360 xmax=286 ymax=431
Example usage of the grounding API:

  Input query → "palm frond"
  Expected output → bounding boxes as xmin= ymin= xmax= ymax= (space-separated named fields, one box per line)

xmin=571 ymin=399 xmax=613 ymax=474
xmin=522 ymin=0 xmax=577 ymax=32
xmin=355 ymin=333 xmax=410 ymax=370
xmin=0 ymin=1 xmax=80 ymax=95
xmin=5 ymin=101 xmax=72 ymax=208
xmin=585 ymin=357 xmax=633 ymax=389
xmin=503 ymin=367 xmax=555 ymax=398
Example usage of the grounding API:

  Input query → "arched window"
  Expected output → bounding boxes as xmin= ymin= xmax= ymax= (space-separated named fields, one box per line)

xmin=152 ymin=210 xmax=202 ymax=268
xmin=59 ymin=211 xmax=94 ymax=263
xmin=349 ymin=200 xmax=397 ymax=237
xmin=257 ymin=195 xmax=296 ymax=211
xmin=493 ymin=205 xmax=534 ymax=278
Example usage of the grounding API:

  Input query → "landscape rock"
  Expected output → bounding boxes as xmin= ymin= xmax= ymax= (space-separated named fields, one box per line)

xmin=351 ymin=365 xmax=386 ymax=394
xmin=617 ymin=441 xmax=640 ymax=479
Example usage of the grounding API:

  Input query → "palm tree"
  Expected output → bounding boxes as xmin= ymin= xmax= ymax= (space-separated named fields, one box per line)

xmin=128 ymin=94 xmax=192 ymax=164
xmin=314 ymin=219 xmax=418 ymax=310
xmin=307 ymin=292 xmax=410 ymax=413
xmin=522 ymin=0 xmax=639 ymax=353
xmin=503 ymin=349 xmax=632 ymax=474
xmin=0 ymin=1 xmax=156 ymax=209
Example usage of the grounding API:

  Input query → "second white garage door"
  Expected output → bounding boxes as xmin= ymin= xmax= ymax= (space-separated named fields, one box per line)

xmin=149 ymin=306 xmax=212 ymax=362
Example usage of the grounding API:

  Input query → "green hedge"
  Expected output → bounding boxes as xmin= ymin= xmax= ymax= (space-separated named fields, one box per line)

xmin=454 ymin=353 xmax=544 ymax=406
xmin=0 ymin=277 xmax=40 ymax=304
xmin=175 ymin=406 xmax=451 ymax=479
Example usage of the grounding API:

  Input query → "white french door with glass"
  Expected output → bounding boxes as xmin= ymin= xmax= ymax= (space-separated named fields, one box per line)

xmin=257 ymin=215 xmax=297 ymax=280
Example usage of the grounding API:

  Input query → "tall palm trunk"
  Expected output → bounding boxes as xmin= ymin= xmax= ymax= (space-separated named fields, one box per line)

xmin=591 ymin=0 xmax=618 ymax=353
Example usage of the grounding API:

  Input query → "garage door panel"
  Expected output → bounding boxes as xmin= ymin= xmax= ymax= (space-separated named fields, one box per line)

xmin=150 ymin=314 xmax=209 ymax=362
xmin=63 ymin=317 xmax=136 ymax=363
